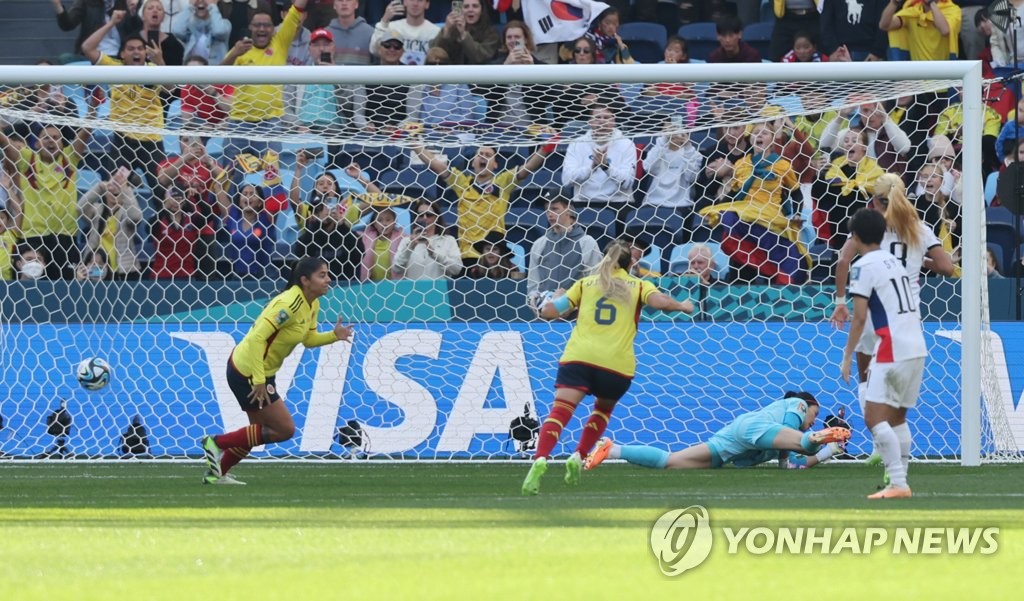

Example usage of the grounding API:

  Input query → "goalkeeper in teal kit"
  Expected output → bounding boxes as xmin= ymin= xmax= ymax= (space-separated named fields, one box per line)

xmin=585 ymin=391 xmax=851 ymax=471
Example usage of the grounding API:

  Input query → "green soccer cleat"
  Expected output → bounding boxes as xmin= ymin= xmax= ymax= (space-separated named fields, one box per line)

xmin=564 ymin=452 xmax=582 ymax=486
xmin=202 ymin=470 xmax=246 ymax=485
xmin=521 ymin=457 xmax=548 ymax=496
xmin=865 ymin=452 xmax=882 ymax=466
xmin=201 ymin=435 xmax=223 ymax=477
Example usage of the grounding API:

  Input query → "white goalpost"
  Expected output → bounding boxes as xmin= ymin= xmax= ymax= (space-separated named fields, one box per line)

xmin=0 ymin=60 xmax=1013 ymax=465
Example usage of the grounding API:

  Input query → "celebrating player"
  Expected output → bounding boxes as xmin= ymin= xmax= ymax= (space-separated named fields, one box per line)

xmin=841 ymin=209 xmax=926 ymax=499
xmin=521 ymin=239 xmax=695 ymax=495
xmin=584 ymin=391 xmax=851 ymax=471
xmin=830 ymin=174 xmax=953 ymax=471
xmin=200 ymin=256 xmax=353 ymax=484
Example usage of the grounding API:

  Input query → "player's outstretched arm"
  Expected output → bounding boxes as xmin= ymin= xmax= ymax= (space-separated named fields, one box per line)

xmin=841 ymin=296 xmax=869 ymax=382
xmin=924 ymin=245 xmax=956 ymax=277
xmin=645 ymin=292 xmax=694 ymax=314
xmin=830 ymin=238 xmax=857 ymax=328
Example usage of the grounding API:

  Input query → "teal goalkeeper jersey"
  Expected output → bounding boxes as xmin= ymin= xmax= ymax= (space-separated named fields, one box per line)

xmin=749 ymin=397 xmax=809 ymax=431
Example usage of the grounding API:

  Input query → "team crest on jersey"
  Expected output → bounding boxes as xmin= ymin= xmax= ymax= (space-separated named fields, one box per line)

xmin=276 ymin=309 xmax=289 ymax=325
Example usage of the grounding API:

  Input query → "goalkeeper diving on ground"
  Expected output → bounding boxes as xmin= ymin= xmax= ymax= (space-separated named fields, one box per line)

xmin=584 ymin=391 xmax=851 ymax=471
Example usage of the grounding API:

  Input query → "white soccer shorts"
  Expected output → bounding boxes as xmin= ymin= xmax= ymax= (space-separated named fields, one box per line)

xmin=865 ymin=357 xmax=926 ymax=409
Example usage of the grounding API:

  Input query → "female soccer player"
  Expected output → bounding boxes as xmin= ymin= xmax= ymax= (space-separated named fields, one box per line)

xmin=829 ymin=174 xmax=954 ymax=474
xmin=521 ymin=239 xmax=695 ymax=495
xmin=583 ymin=391 xmax=851 ymax=472
xmin=200 ymin=256 xmax=353 ymax=484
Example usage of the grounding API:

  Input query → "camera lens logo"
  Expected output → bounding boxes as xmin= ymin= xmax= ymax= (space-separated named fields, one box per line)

xmin=649 ymin=505 xmax=713 ymax=576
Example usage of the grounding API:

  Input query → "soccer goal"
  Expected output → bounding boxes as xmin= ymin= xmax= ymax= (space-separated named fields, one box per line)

xmin=0 ymin=60 xmax=1017 ymax=465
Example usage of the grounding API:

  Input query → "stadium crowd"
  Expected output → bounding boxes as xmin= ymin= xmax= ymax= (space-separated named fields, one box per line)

xmin=0 ymin=0 xmax=1020 ymax=291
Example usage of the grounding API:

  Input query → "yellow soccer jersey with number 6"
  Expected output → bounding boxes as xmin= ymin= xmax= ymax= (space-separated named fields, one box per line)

xmin=559 ymin=269 xmax=658 ymax=378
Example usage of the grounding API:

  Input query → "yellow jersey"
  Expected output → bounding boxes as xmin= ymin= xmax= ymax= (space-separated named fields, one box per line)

xmin=560 ymin=269 xmax=659 ymax=377
xmin=98 ymin=54 xmax=163 ymax=142
xmin=15 ymin=146 xmax=80 ymax=238
xmin=449 ymin=168 xmax=517 ymax=258
xmin=229 ymin=6 xmax=303 ymax=122
xmin=0 ymin=229 xmax=15 ymax=280
xmin=231 ymin=285 xmax=338 ymax=384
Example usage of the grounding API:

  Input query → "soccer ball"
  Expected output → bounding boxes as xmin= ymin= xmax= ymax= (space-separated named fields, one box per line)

xmin=76 ymin=357 xmax=111 ymax=391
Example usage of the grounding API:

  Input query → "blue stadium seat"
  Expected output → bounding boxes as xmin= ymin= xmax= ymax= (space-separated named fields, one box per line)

xmin=375 ymin=165 xmax=442 ymax=200
xmin=76 ymin=168 xmax=102 ymax=191
xmin=677 ymin=22 xmax=718 ymax=62
xmin=986 ymin=205 xmax=1017 ymax=226
xmin=986 ymin=222 xmax=1019 ymax=275
xmin=742 ymin=21 xmax=773 ymax=60
xmin=985 ymin=171 xmax=999 ymax=206
xmin=619 ymin=22 xmax=668 ymax=63
xmin=668 ymin=242 xmax=730 ymax=280
xmin=639 ymin=243 xmax=662 ymax=274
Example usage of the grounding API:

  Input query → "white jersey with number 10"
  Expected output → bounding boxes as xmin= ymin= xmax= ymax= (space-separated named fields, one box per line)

xmin=849 ymin=249 xmax=927 ymax=364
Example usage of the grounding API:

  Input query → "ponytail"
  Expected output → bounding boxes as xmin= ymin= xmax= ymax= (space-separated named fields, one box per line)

xmin=873 ymin=173 xmax=921 ymax=249
xmin=593 ymin=239 xmax=633 ymax=304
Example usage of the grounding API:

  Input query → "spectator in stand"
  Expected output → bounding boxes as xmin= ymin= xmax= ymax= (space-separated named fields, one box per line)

xmin=916 ymin=134 xmax=961 ymax=205
xmin=975 ymin=7 xmax=1014 ymax=70
xmin=413 ymin=143 xmax=551 ymax=262
xmin=393 ymin=200 xmax=462 ymax=280
xmin=51 ymin=0 xmax=126 ymax=57
xmin=479 ymin=22 xmax=549 ymax=127
xmin=526 ymin=195 xmax=602 ymax=314
xmin=179 ymin=56 xmax=235 ymax=133
xmin=770 ymin=1 xmax=821 ymax=62
xmin=220 ymin=0 xmax=309 ymax=167
xmin=642 ymin=123 xmax=703 ymax=240
xmin=224 ymin=183 xmax=276 ymax=278
xmin=157 ymin=135 xmax=228 ymax=198
xmin=708 ymin=14 xmax=761 ymax=63
xmin=298 ymin=28 xmax=345 ymax=136
xmin=820 ymin=96 xmax=912 ymax=175
xmin=881 ymin=0 xmax=962 ymax=62
xmin=151 ymin=186 xmax=200 ymax=279
xmin=466 ymin=231 xmax=525 ymax=280
xmin=74 ymin=248 xmax=112 ymax=282
xmin=911 ymin=161 xmax=961 ymax=268
xmin=359 ymin=206 xmax=404 ymax=282
xmin=0 ymin=60 xmax=78 ymax=147
xmin=813 ymin=128 xmax=886 ymax=248
xmin=695 ymin=119 xmax=750 ymax=210
xmin=290 ymin=154 xmax=370 ymax=233
xmin=562 ymin=103 xmax=637 ymax=236
xmin=987 ymin=248 xmax=1005 ymax=279
xmin=292 ymin=182 xmax=361 ymax=281
xmin=586 ymin=7 xmax=634 ymax=64
xmin=14 ymin=246 xmax=50 ymax=281
xmin=354 ymin=32 xmax=424 ymax=131
xmin=326 ymin=0 xmax=374 ymax=65
xmin=642 ymin=37 xmax=697 ymax=100
xmin=370 ymin=0 xmax=440 ymax=65
xmin=996 ymin=97 xmax=1024 ymax=163
xmin=430 ymin=0 xmax=499 ymax=64
xmin=0 ymin=122 xmax=92 ymax=280
xmin=683 ymin=243 xmax=720 ymax=285
xmin=82 ymin=10 xmax=167 ymax=191
xmin=781 ymin=31 xmax=830 ymax=62
xmin=172 ymin=0 xmax=231 ymax=64
xmin=933 ymin=96 xmax=1003 ymax=174
xmin=158 ymin=0 xmax=189 ymax=32
xmin=78 ymin=167 xmax=145 ymax=280
xmin=819 ymin=0 xmax=888 ymax=61
xmin=0 ymin=209 xmax=16 ymax=280
xmin=125 ymin=0 xmax=186 ymax=65
xmin=421 ymin=47 xmax=481 ymax=125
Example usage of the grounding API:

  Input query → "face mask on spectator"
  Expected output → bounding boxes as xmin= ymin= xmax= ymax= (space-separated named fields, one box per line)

xmin=21 ymin=260 xmax=45 ymax=280
xmin=88 ymin=266 xmax=105 ymax=280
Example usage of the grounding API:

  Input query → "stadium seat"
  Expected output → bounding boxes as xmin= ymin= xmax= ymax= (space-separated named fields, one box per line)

xmin=508 ymin=241 xmax=527 ymax=271
xmin=986 ymin=222 xmax=1019 ymax=274
xmin=985 ymin=171 xmax=999 ymax=206
xmin=667 ymin=242 xmax=730 ymax=280
xmin=76 ymin=168 xmax=102 ymax=191
xmin=375 ymin=165 xmax=442 ymax=200
xmin=619 ymin=21 xmax=668 ymax=63
xmin=677 ymin=22 xmax=718 ymax=62
xmin=742 ymin=22 xmax=773 ymax=60
xmin=986 ymin=205 xmax=1017 ymax=226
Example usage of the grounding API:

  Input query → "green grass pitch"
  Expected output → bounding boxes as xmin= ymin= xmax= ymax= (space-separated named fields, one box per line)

xmin=1 ymin=463 xmax=1021 ymax=600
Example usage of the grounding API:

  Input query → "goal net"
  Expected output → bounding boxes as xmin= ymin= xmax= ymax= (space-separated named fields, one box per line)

xmin=0 ymin=62 xmax=1018 ymax=464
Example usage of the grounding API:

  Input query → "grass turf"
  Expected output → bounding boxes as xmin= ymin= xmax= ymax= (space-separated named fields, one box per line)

xmin=1 ymin=463 xmax=1021 ymax=600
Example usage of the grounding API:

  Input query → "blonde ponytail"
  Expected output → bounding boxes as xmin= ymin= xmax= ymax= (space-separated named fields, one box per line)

xmin=593 ymin=239 xmax=633 ymax=304
xmin=873 ymin=173 xmax=921 ymax=249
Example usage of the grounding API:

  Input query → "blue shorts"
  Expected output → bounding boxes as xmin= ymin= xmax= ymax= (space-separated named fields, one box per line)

xmin=227 ymin=355 xmax=282 ymax=411
xmin=706 ymin=414 xmax=786 ymax=468
xmin=555 ymin=362 xmax=633 ymax=401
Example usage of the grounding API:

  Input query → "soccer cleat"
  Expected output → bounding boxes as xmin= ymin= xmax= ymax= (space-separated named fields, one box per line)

xmin=521 ymin=457 xmax=548 ymax=495
xmin=201 ymin=435 xmax=223 ymax=477
xmin=865 ymin=452 xmax=882 ymax=466
xmin=584 ymin=437 xmax=614 ymax=471
xmin=867 ymin=485 xmax=912 ymax=499
xmin=564 ymin=452 xmax=582 ymax=485
xmin=809 ymin=427 xmax=852 ymax=445
xmin=202 ymin=470 xmax=247 ymax=485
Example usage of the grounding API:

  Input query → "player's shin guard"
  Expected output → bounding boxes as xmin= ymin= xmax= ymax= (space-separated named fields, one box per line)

xmin=619 ymin=445 xmax=670 ymax=469
xmin=575 ymin=404 xmax=613 ymax=457
xmin=892 ymin=422 xmax=911 ymax=480
xmin=534 ymin=400 xmax=577 ymax=459
xmin=871 ymin=422 xmax=906 ymax=488
xmin=215 ymin=424 xmax=264 ymax=450
xmin=221 ymin=447 xmax=250 ymax=475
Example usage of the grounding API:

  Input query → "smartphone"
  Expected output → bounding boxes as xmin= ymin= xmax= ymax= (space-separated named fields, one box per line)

xmin=391 ymin=0 xmax=405 ymax=15
xmin=452 ymin=0 xmax=463 ymax=14
xmin=320 ymin=51 xmax=332 ymax=63
xmin=242 ymin=28 xmax=252 ymax=41
xmin=147 ymin=30 xmax=160 ymax=46
xmin=511 ymin=40 xmax=523 ymax=51
xmin=113 ymin=0 xmax=127 ymax=11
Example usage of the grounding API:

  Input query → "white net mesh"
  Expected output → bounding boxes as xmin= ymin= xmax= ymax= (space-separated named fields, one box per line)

xmin=0 ymin=64 xmax=1018 ymax=462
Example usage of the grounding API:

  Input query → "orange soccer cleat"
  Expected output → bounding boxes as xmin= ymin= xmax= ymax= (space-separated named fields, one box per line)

xmin=584 ymin=437 xmax=614 ymax=471
xmin=867 ymin=485 xmax=913 ymax=500
xmin=810 ymin=426 xmax=852 ymax=446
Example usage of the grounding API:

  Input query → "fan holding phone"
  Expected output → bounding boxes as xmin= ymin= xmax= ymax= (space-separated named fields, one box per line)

xmin=133 ymin=0 xmax=185 ymax=65
xmin=431 ymin=0 xmax=499 ymax=64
